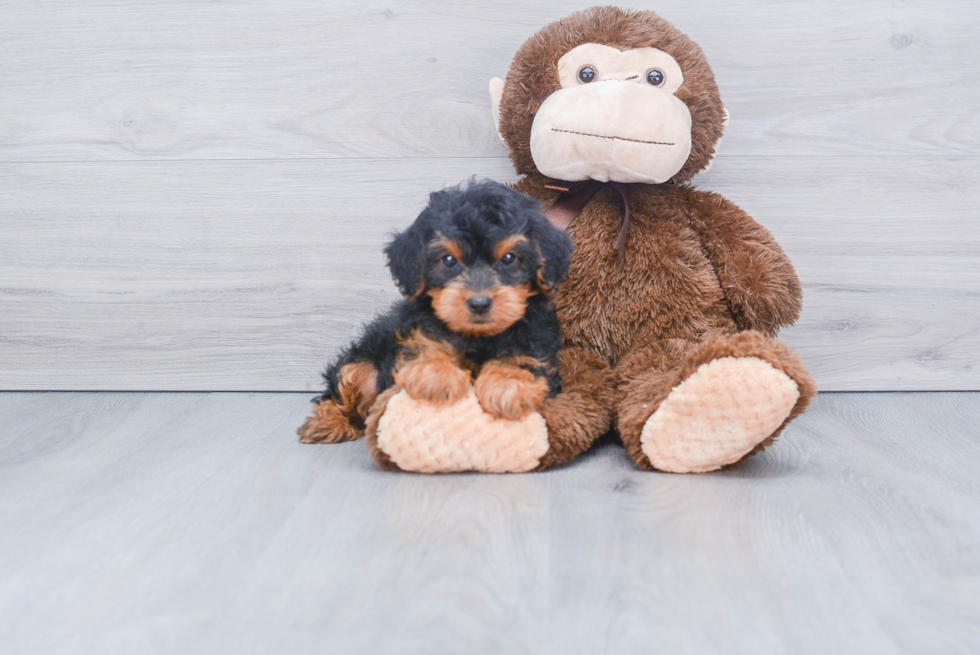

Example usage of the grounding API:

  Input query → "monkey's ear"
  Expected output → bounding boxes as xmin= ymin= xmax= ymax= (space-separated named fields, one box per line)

xmin=699 ymin=106 xmax=730 ymax=175
xmin=384 ymin=223 xmax=429 ymax=299
xmin=489 ymin=78 xmax=506 ymax=145
xmin=532 ymin=220 xmax=574 ymax=293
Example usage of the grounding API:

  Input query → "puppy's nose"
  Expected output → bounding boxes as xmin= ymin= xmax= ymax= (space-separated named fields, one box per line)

xmin=467 ymin=295 xmax=493 ymax=315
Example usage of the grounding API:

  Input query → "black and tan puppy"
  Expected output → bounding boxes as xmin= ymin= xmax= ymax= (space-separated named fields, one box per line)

xmin=298 ymin=179 xmax=574 ymax=444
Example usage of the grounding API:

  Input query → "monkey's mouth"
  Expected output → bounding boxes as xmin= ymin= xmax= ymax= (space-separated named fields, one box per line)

xmin=551 ymin=128 xmax=675 ymax=147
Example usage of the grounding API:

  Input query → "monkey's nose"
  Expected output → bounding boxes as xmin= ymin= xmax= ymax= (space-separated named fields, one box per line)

xmin=467 ymin=296 xmax=493 ymax=315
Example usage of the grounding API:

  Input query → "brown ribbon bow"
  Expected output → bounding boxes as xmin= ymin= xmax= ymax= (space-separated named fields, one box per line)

xmin=543 ymin=179 xmax=674 ymax=253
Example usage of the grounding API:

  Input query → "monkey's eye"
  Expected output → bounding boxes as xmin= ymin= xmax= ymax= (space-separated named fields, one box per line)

xmin=577 ymin=66 xmax=596 ymax=84
xmin=499 ymin=252 xmax=518 ymax=266
xmin=441 ymin=254 xmax=458 ymax=268
xmin=646 ymin=69 xmax=665 ymax=86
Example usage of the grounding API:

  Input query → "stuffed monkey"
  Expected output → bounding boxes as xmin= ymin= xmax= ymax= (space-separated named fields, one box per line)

xmin=357 ymin=6 xmax=816 ymax=473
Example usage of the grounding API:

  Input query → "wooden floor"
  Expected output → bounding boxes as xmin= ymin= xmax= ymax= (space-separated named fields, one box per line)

xmin=0 ymin=392 xmax=977 ymax=654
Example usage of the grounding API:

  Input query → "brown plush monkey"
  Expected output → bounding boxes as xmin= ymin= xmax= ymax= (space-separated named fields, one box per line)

xmin=362 ymin=6 xmax=816 ymax=473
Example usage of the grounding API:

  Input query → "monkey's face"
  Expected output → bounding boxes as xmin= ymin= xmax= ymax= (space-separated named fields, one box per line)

xmin=489 ymin=7 xmax=728 ymax=186
xmin=528 ymin=44 xmax=692 ymax=184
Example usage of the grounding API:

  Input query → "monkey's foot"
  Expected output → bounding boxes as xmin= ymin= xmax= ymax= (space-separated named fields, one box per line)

xmin=640 ymin=357 xmax=800 ymax=473
xmin=371 ymin=389 xmax=549 ymax=473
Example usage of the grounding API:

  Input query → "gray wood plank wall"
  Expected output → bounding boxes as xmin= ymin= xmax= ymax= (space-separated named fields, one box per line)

xmin=1 ymin=0 xmax=977 ymax=391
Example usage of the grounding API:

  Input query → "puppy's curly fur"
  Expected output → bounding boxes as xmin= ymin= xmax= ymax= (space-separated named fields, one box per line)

xmin=299 ymin=179 xmax=574 ymax=444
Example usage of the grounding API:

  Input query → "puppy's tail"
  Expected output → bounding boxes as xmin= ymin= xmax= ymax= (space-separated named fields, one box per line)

xmin=298 ymin=361 xmax=379 ymax=444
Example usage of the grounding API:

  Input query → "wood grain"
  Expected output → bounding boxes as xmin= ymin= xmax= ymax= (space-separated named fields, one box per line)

xmin=0 ymin=0 xmax=977 ymax=162
xmin=1 ymin=156 xmax=977 ymax=391
xmin=1 ymin=0 xmax=978 ymax=391
xmin=0 ymin=391 xmax=977 ymax=653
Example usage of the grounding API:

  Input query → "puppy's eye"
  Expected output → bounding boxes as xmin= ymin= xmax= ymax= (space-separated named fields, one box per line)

xmin=577 ymin=65 xmax=596 ymax=84
xmin=646 ymin=69 xmax=665 ymax=86
xmin=499 ymin=252 xmax=518 ymax=266
xmin=441 ymin=254 xmax=458 ymax=268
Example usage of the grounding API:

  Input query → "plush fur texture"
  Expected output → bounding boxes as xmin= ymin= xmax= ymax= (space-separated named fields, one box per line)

xmin=497 ymin=6 xmax=726 ymax=185
xmin=639 ymin=356 xmax=800 ymax=473
xmin=375 ymin=389 xmax=551 ymax=473
xmin=362 ymin=345 xmax=615 ymax=473
xmin=510 ymin=173 xmax=817 ymax=470
xmin=613 ymin=330 xmax=816 ymax=470
xmin=525 ymin=43 xmax=694 ymax=184
xmin=298 ymin=180 xmax=574 ymax=446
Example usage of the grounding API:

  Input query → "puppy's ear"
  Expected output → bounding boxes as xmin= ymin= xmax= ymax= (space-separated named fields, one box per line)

xmin=384 ymin=222 xmax=429 ymax=298
xmin=531 ymin=219 xmax=574 ymax=293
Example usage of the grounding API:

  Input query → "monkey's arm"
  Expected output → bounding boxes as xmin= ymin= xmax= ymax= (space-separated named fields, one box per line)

xmin=686 ymin=190 xmax=802 ymax=335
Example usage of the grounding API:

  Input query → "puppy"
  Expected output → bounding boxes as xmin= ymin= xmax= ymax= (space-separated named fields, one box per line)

xmin=298 ymin=179 xmax=574 ymax=444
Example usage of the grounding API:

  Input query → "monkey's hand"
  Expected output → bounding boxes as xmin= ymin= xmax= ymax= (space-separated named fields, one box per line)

xmin=687 ymin=190 xmax=802 ymax=335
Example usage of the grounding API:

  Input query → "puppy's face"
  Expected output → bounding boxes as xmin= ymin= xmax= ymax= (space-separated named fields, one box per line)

xmin=385 ymin=181 xmax=574 ymax=336
xmin=424 ymin=233 xmax=537 ymax=336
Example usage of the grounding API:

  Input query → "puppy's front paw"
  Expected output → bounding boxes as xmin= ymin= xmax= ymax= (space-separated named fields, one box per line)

xmin=475 ymin=361 xmax=549 ymax=421
xmin=394 ymin=356 xmax=472 ymax=405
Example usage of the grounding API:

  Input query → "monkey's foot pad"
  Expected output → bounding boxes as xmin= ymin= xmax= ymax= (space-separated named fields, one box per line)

xmin=376 ymin=390 xmax=549 ymax=473
xmin=641 ymin=356 xmax=800 ymax=473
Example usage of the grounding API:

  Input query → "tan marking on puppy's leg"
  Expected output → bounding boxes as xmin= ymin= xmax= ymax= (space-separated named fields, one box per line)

xmin=475 ymin=360 xmax=549 ymax=421
xmin=394 ymin=330 xmax=472 ymax=405
xmin=500 ymin=354 xmax=550 ymax=373
xmin=298 ymin=361 xmax=379 ymax=443
xmin=340 ymin=361 xmax=380 ymax=418
xmin=299 ymin=400 xmax=360 ymax=443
